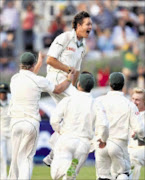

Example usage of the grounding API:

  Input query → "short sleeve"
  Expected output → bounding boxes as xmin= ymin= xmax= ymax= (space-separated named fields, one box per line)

xmin=47 ymin=32 xmax=69 ymax=59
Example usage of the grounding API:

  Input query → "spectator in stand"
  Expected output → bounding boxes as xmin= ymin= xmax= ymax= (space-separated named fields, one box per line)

xmin=1 ymin=0 xmax=19 ymax=34
xmin=48 ymin=12 xmax=66 ymax=42
xmin=21 ymin=2 xmax=35 ymax=52
xmin=112 ymin=18 xmax=137 ymax=50
xmin=92 ymin=2 xmax=116 ymax=33
xmin=0 ymin=26 xmax=7 ymax=46
xmin=97 ymin=29 xmax=114 ymax=54
xmin=0 ymin=39 xmax=16 ymax=72
xmin=122 ymin=42 xmax=140 ymax=93
xmin=97 ymin=67 xmax=110 ymax=87
xmin=128 ymin=64 xmax=145 ymax=90
xmin=137 ymin=12 xmax=145 ymax=37
xmin=63 ymin=1 xmax=76 ymax=16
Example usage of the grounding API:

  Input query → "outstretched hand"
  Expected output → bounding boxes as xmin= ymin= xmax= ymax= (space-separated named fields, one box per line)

xmin=33 ymin=51 xmax=45 ymax=74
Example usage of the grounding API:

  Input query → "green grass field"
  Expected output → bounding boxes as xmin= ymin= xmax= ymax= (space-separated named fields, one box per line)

xmin=31 ymin=165 xmax=145 ymax=180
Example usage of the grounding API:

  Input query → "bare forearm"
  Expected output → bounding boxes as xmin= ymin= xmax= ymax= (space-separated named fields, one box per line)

xmin=47 ymin=57 xmax=70 ymax=73
xmin=72 ymin=71 xmax=79 ymax=86
xmin=33 ymin=52 xmax=43 ymax=74
xmin=33 ymin=63 xmax=42 ymax=74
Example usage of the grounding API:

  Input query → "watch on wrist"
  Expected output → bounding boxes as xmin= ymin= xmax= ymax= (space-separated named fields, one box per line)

xmin=68 ymin=67 xmax=71 ymax=73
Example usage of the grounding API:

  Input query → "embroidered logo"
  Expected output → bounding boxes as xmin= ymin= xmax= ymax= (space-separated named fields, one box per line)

xmin=135 ymin=112 xmax=140 ymax=115
xmin=66 ymin=47 xmax=76 ymax=52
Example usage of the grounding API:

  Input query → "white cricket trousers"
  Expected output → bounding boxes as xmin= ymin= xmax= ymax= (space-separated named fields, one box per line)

xmin=8 ymin=119 xmax=39 ymax=180
xmin=95 ymin=139 xmax=131 ymax=180
xmin=0 ymin=136 xmax=11 ymax=180
xmin=51 ymin=135 xmax=90 ymax=180
xmin=46 ymin=71 xmax=78 ymax=104
xmin=129 ymin=146 xmax=145 ymax=180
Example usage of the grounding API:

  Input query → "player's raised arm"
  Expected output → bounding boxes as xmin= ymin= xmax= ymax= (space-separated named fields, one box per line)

xmin=33 ymin=51 xmax=44 ymax=74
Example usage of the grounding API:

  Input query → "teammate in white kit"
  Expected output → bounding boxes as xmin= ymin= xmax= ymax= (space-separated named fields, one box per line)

xmin=43 ymin=11 xmax=92 ymax=166
xmin=46 ymin=11 xmax=92 ymax=104
xmin=128 ymin=87 xmax=145 ymax=180
xmin=95 ymin=72 xmax=145 ymax=180
xmin=8 ymin=52 xmax=73 ymax=180
xmin=50 ymin=72 xmax=109 ymax=180
xmin=0 ymin=83 xmax=11 ymax=180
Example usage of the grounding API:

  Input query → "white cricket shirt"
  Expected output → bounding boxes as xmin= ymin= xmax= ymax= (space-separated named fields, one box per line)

xmin=9 ymin=70 xmax=55 ymax=121
xmin=96 ymin=91 xmax=144 ymax=141
xmin=47 ymin=29 xmax=86 ymax=74
xmin=50 ymin=91 xmax=109 ymax=142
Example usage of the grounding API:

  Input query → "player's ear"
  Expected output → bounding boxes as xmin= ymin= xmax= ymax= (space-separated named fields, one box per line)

xmin=77 ymin=81 xmax=80 ymax=89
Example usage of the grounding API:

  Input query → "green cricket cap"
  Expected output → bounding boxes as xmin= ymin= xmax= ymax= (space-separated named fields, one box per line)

xmin=20 ymin=52 xmax=37 ymax=65
xmin=79 ymin=72 xmax=95 ymax=92
xmin=109 ymin=72 xmax=124 ymax=85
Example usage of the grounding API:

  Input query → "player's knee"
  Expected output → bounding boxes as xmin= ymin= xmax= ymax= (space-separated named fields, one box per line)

xmin=116 ymin=174 xmax=129 ymax=180
xmin=51 ymin=166 xmax=59 ymax=180
xmin=51 ymin=163 xmax=65 ymax=180
xmin=51 ymin=169 xmax=60 ymax=180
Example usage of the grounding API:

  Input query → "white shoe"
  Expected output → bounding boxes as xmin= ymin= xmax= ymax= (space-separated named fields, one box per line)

xmin=43 ymin=155 xmax=52 ymax=167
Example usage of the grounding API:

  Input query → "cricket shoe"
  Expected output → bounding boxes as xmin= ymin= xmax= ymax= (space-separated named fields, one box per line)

xmin=66 ymin=158 xmax=79 ymax=180
xmin=43 ymin=154 xmax=52 ymax=167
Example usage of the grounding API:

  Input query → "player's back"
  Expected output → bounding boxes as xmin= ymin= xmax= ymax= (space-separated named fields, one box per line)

xmin=10 ymin=70 xmax=42 ymax=121
xmin=60 ymin=91 xmax=96 ymax=140
xmin=96 ymin=91 xmax=134 ymax=141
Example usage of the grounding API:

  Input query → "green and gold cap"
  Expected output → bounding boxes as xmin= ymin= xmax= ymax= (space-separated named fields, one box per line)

xmin=20 ymin=52 xmax=37 ymax=65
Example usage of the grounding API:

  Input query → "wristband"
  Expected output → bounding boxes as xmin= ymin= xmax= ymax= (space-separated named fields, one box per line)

xmin=67 ymin=78 xmax=72 ymax=82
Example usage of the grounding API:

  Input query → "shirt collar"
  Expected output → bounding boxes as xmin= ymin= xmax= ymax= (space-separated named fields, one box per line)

xmin=107 ymin=91 xmax=124 ymax=96
xmin=20 ymin=69 xmax=35 ymax=75
xmin=0 ymin=99 xmax=8 ymax=107
xmin=72 ymin=29 xmax=85 ymax=47
xmin=77 ymin=90 xmax=92 ymax=97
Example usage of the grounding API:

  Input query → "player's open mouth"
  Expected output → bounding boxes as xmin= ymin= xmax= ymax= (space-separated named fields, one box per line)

xmin=86 ymin=30 xmax=90 ymax=34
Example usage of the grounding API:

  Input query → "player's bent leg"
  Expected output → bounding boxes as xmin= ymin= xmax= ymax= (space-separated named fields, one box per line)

xmin=66 ymin=158 xmax=79 ymax=180
xmin=43 ymin=132 xmax=60 ymax=167
xmin=43 ymin=150 xmax=54 ymax=167
xmin=51 ymin=157 xmax=72 ymax=180
xmin=132 ymin=164 xmax=141 ymax=180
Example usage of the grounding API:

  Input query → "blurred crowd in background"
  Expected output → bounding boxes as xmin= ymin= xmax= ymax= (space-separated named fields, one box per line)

xmin=0 ymin=0 xmax=145 ymax=94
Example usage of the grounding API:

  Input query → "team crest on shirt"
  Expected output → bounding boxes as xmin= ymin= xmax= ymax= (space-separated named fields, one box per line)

xmin=66 ymin=47 xmax=76 ymax=52
xmin=135 ymin=111 xmax=140 ymax=115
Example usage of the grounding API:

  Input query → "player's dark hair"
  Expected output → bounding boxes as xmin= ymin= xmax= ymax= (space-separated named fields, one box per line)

xmin=79 ymin=71 xmax=95 ymax=92
xmin=109 ymin=72 xmax=124 ymax=91
xmin=110 ymin=83 xmax=124 ymax=91
xmin=72 ymin=11 xmax=90 ymax=30
xmin=20 ymin=64 xmax=34 ymax=70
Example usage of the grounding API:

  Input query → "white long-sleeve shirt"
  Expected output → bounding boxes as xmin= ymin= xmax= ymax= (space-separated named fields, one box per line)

xmin=50 ymin=91 xmax=109 ymax=142
xmin=96 ymin=91 xmax=144 ymax=142
xmin=9 ymin=70 xmax=55 ymax=122
xmin=129 ymin=110 xmax=145 ymax=147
